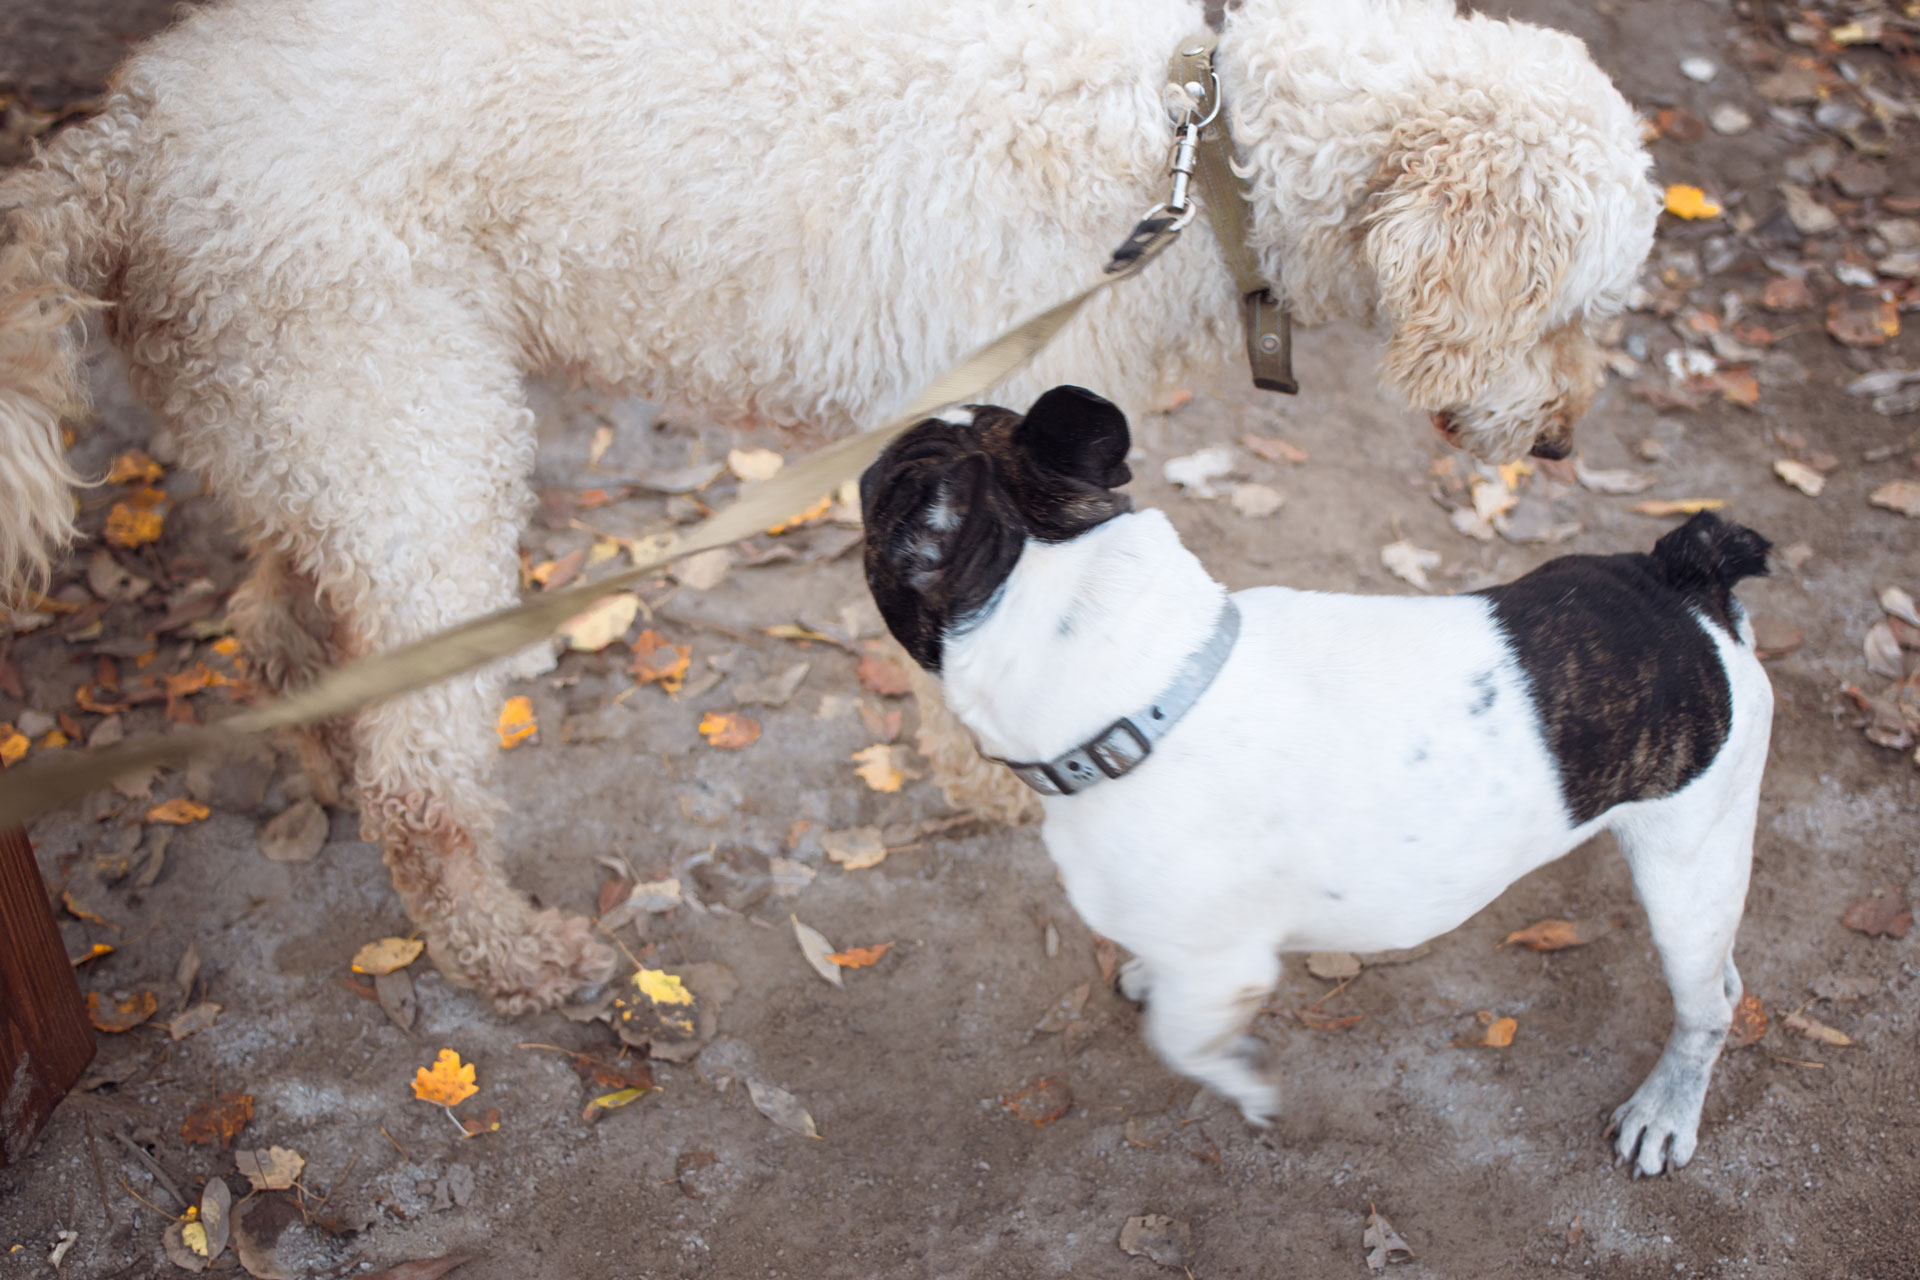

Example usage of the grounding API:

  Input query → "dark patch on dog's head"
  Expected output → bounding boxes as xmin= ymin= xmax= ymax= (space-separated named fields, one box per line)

xmin=1477 ymin=515 xmax=1770 ymax=824
xmin=860 ymin=386 xmax=1135 ymax=671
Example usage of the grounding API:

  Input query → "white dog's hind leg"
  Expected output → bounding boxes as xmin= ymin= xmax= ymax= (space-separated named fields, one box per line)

xmin=1138 ymin=947 xmax=1282 ymax=1126
xmin=1608 ymin=794 xmax=1758 ymax=1175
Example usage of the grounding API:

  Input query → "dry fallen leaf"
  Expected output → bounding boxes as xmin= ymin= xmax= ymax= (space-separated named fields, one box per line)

xmin=104 ymin=450 xmax=165 ymax=485
xmin=1827 ymin=294 xmax=1900 ymax=348
xmin=698 ymin=711 xmax=761 ymax=749
xmin=1663 ymin=184 xmax=1721 ymax=219
xmin=1866 ymin=623 xmax=1906 ymax=678
xmin=1295 ymin=1007 xmax=1365 ymax=1031
xmin=1774 ymin=458 xmax=1827 ymax=497
xmin=1628 ymin=497 xmax=1727 ymax=517
xmin=1118 ymin=1214 xmax=1191 ymax=1270
xmin=1726 ymin=991 xmax=1768 ymax=1048
xmin=104 ymin=486 xmax=169 ymax=548
xmin=1870 ymin=480 xmax=1920 ymax=518
xmin=556 ymin=592 xmax=640 ymax=652
xmin=850 ymin=743 xmax=908 ymax=793
xmin=352 ymin=936 xmax=425 ymax=975
xmin=147 ymin=797 xmax=211 ymax=825
xmin=169 ymin=1002 xmax=222 ymax=1041
xmin=1841 ymin=889 xmax=1914 ymax=938
xmin=629 ymin=629 xmax=692 ymax=692
xmin=1574 ymin=457 xmax=1659 ymax=495
xmin=181 ymin=1092 xmax=254 ymax=1148
xmin=727 ymin=447 xmax=784 ymax=483
xmin=88 ymin=990 xmax=158 ymax=1033
xmin=791 ymin=915 xmax=844 ymax=989
xmin=1242 ymin=433 xmax=1308 ymax=464
xmin=1162 ymin=446 xmax=1236 ymax=497
xmin=235 ymin=1147 xmax=305 ymax=1193
xmin=855 ymin=649 xmax=912 ymax=697
xmin=1001 ymin=1078 xmax=1073 ymax=1125
xmin=1782 ymin=1009 xmax=1853 ymax=1047
xmin=0 ymin=722 xmax=27 ymax=767
xmin=672 ymin=547 xmax=734 ymax=592
xmin=821 ymin=825 xmax=888 ymax=870
xmin=412 ymin=1049 xmax=479 ymax=1107
xmin=496 ymin=696 xmax=537 ymax=749
xmin=1453 ymin=1011 xmax=1517 ymax=1048
xmin=258 ymin=799 xmax=328 ymax=863
xmin=1305 ymin=952 xmax=1361 ymax=980
xmin=1380 ymin=541 xmax=1441 ymax=592
xmin=1229 ymin=482 xmax=1285 ymax=518
xmin=1498 ymin=918 xmax=1613 ymax=951
xmin=827 ymin=942 xmax=894 ymax=969
xmin=1364 ymin=1203 xmax=1416 ymax=1272
xmin=746 ymin=1078 xmax=820 ymax=1138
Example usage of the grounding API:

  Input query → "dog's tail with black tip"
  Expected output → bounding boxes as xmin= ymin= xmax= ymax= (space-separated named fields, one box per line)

xmin=1649 ymin=512 xmax=1772 ymax=641
xmin=0 ymin=114 xmax=129 ymax=600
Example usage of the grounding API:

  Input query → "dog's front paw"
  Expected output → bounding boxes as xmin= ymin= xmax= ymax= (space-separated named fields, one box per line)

xmin=1116 ymin=957 xmax=1152 ymax=1003
xmin=1608 ymin=1070 xmax=1708 ymax=1176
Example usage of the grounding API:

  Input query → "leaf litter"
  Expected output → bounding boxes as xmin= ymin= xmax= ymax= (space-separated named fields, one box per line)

xmin=791 ymin=915 xmax=844 ymax=989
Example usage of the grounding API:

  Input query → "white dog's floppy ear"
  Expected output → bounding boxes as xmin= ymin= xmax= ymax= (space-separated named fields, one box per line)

xmin=1364 ymin=120 xmax=1572 ymax=412
xmin=1011 ymin=385 xmax=1132 ymax=490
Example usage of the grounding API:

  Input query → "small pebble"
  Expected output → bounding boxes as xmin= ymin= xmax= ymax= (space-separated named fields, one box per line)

xmin=1709 ymin=104 xmax=1752 ymax=135
xmin=1680 ymin=56 xmax=1718 ymax=83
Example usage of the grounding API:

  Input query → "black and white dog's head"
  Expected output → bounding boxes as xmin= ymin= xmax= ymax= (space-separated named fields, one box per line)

xmin=861 ymin=385 xmax=1135 ymax=671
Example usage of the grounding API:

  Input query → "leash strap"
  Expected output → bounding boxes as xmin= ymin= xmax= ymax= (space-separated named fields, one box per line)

xmin=996 ymin=597 xmax=1241 ymax=797
xmin=1168 ymin=33 xmax=1297 ymax=395
xmin=0 ymin=221 xmax=1184 ymax=828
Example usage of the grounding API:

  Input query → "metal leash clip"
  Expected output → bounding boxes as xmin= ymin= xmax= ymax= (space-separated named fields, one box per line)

xmin=1103 ymin=72 xmax=1220 ymax=275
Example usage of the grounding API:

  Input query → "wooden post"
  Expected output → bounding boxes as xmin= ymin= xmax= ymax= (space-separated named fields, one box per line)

xmin=0 ymin=824 xmax=95 ymax=1166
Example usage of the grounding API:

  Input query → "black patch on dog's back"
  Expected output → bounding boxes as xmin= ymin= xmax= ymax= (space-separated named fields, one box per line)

xmin=1478 ymin=513 xmax=1770 ymax=824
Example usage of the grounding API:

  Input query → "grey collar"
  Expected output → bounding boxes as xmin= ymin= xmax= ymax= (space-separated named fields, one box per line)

xmin=995 ymin=597 xmax=1241 ymax=797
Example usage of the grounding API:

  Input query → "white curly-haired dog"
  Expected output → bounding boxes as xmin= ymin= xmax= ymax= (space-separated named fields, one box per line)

xmin=0 ymin=0 xmax=1658 ymax=1009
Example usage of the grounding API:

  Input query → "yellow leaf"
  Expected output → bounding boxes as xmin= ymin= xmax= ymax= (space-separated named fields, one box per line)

xmin=496 ymin=696 xmax=537 ymax=749
xmin=351 ymin=936 xmax=425 ymax=975
xmin=210 ymin=636 xmax=241 ymax=657
xmin=412 ymin=1048 xmax=479 ymax=1106
xmin=766 ymin=493 xmax=833 ymax=536
xmin=1454 ymin=1011 xmax=1517 ymax=1048
xmin=1496 ymin=459 xmax=1533 ymax=490
xmin=103 ymin=486 xmax=169 ymax=549
xmin=850 ymin=744 xmax=906 ymax=793
xmin=698 ymin=711 xmax=761 ymax=749
xmin=1498 ymin=919 xmax=1592 ymax=951
xmin=634 ymin=968 xmax=694 ymax=1005
xmin=821 ymin=826 xmax=889 ymax=870
xmin=0 ymin=725 xmax=27 ymax=768
xmin=587 ymin=1087 xmax=653 ymax=1110
xmin=1627 ymin=497 xmax=1727 ymax=517
xmin=557 ymin=592 xmax=641 ymax=652
xmin=104 ymin=450 xmax=164 ymax=485
xmin=1664 ymin=184 xmax=1722 ymax=220
xmin=181 ymin=1221 xmax=210 ymax=1257
xmin=146 ymin=798 xmax=211 ymax=825
xmin=39 ymin=729 xmax=68 ymax=750
xmin=586 ymin=537 xmax=623 ymax=567
xmin=828 ymin=942 xmax=894 ymax=968
xmin=71 ymin=942 xmax=115 ymax=966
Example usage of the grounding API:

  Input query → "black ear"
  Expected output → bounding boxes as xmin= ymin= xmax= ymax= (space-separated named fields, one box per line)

xmin=1013 ymin=385 xmax=1132 ymax=489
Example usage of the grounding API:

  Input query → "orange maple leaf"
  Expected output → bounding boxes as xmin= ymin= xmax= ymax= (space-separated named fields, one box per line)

xmin=413 ymin=1049 xmax=479 ymax=1106
xmin=496 ymin=696 xmax=537 ymax=749
xmin=103 ymin=486 xmax=169 ymax=549
xmin=146 ymin=798 xmax=211 ymax=825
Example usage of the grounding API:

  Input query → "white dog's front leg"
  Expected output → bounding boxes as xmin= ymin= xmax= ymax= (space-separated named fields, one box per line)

xmin=1138 ymin=948 xmax=1281 ymax=1126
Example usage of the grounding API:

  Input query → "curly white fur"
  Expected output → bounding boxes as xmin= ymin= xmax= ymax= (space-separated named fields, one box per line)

xmin=0 ymin=0 xmax=1656 ymax=1007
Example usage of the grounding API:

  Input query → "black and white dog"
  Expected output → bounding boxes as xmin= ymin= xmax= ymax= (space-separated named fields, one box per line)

xmin=861 ymin=386 xmax=1773 ymax=1175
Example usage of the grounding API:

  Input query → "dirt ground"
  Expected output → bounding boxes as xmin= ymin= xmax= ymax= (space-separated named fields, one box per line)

xmin=4 ymin=1 xmax=1919 ymax=1277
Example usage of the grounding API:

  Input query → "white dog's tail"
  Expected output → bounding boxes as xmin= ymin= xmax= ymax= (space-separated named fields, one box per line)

xmin=0 ymin=120 xmax=126 ymax=600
